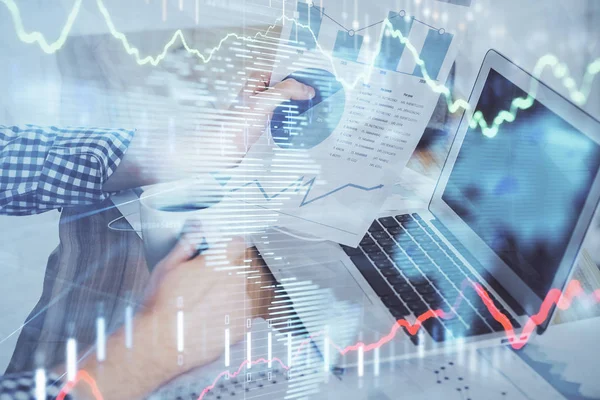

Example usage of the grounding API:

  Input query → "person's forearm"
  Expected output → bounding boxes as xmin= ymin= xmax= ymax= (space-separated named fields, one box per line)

xmin=1 ymin=125 xmax=137 ymax=215
xmin=64 ymin=314 xmax=175 ymax=400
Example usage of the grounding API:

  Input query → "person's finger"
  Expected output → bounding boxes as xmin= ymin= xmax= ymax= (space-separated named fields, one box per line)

xmin=252 ymin=78 xmax=316 ymax=113
xmin=158 ymin=236 xmax=199 ymax=271
xmin=237 ymin=72 xmax=272 ymax=104
xmin=141 ymin=237 xmax=200 ymax=308
xmin=253 ymin=72 xmax=271 ymax=94
xmin=178 ymin=217 xmax=209 ymax=260
xmin=146 ymin=238 xmax=198 ymax=294
xmin=231 ymin=79 xmax=315 ymax=152
xmin=225 ymin=236 xmax=249 ymax=264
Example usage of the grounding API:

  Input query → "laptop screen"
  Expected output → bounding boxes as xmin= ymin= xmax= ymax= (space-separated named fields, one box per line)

xmin=441 ymin=68 xmax=600 ymax=299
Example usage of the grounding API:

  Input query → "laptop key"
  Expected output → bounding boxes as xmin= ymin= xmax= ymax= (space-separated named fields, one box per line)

xmin=349 ymin=254 xmax=395 ymax=297
xmin=400 ymin=220 xmax=419 ymax=230
xmin=383 ymin=245 xmax=399 ymax=255
xmin=420 ymin=242 xmax=440 ymax=251
xmin=407 ymin=274 xmax=427 ymax=285
xmin=395 ymin=235 xmax=413 ymax=247
xmin=393 ymin=283 xmax=413 ymax=294
xmin=389 ymin=305 xmax=410 ymax=318
xmin=422 ymin=226 xmax=437 ymax=236
xmin=393 ymin=260 xmax=414 ymax=271
xmin=388 ymin=226 xmax=403 ymax=236
xmin=438 ymin=287 xmax=460 ymax=303
xmin=368 ymin=251 xmax=388 ymax=261
xmin=387 ymin=275 xmax=407 ymax=285
xmin=395 ymin=260 xmax=417 ymax=270
xmin=390 ymin=250 xmax=409 ymax=260
xmin=403 ymin=244 xmax=425 ymax=259
xmin=368 ymin=221 xmax=384 ymax=232
xmin=360 ymin=236 xmax=375 ymax=247
xmin=377 ymin=237 xmax=395 ymax=247
xmin=341 ymin=245 xmax=362 ymax=256
xmin=437 ymin=263 xmax=462 ymax=275
xmin=415 ymin=284 xmax=436 ymax=295
xmin=395 ymin=214 xmax=412 ymax=222
xmin=380 ymin=267 xmax=400 ymax=277
xmin=424 ymin=272 xmax=445 ymax=283
xmin=413 ymin=259 xmax=436 ymax=271
xmin=410 ymin=253 xmax=431 ymax=263
xmin=371 ymin=230 xmax=391 ymax=241
xmin=409 ymin=230 xmax=430 ymax=240
xmin=422 ymin=294 xmax=444 ymax=308
xmin=378 ymin=216 xmax=399 ymax=229
xmin=406 ymin=299 xmax=429 ymax=315
xmin=361 ymin=244 xmax=380 ymax=254
xmin=381 ymin=296 xmax=404 ymax=308
xmin=374 ymin=259 xmax=393 ymax=269
xmin=445 ymin=271 xmax=467 ymax=282
xmin=400 ymin=292 xmax=421 ymax=303
xmin=418 ymin=266 xmax=439 ymax=277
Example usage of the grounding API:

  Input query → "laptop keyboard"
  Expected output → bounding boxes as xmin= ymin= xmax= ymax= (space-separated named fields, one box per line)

xmin=342 ymin=213 xmax=521 ymax=343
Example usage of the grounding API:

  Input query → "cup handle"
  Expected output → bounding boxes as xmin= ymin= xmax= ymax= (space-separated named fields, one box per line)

xmin=107 ymin=213 xmax=142 ymax=233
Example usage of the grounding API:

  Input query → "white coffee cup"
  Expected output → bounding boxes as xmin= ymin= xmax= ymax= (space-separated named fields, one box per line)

xmin=140 ymin=175 xmax=224 ymax=270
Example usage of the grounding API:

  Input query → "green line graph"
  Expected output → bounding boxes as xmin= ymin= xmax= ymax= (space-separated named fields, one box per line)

xmin=1 ymin=0 xmax=598 ymax=138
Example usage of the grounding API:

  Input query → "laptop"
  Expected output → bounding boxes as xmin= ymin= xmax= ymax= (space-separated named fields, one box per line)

xmin=254 ymin=49 xmax=600 ymax=367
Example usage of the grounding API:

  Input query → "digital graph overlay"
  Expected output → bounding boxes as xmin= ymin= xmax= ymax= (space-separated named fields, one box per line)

xmin=2 ymin=0 xmax=599 ymax=138
xmin=55 ymin=278 xmax=600 ymax=400
xmin=57 ymin=371 xmax=104 ymax=400
xmin=227 ymin=176 xmax=384 ymax=207
xmin=330 ymin=10 xmax=454 ymax=80
xmin=270 ymin=68 xmax=345 ymax=150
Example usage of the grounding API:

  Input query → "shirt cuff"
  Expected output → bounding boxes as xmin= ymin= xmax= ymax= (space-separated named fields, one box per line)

xmin=0 ymin=371 xmax=72 ymax=399
xmin=37 ymin=127 xmax=136 ymax=209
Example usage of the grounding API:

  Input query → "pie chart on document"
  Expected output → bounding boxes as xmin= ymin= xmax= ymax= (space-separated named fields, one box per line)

xmin=270 ymin=68 xmax=346 ymax=149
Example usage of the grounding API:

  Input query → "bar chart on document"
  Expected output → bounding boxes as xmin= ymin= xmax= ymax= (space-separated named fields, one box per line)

xmin=225 ymin=0 xmax=467 ymax=246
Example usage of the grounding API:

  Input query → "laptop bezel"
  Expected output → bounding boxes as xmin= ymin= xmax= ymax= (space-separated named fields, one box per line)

xmin=428 ymin=49 xmax=600 ymax=332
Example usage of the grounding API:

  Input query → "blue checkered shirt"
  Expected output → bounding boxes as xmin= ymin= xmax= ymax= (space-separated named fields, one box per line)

xmin=0 ymin=371 xmax=71 ymax=399
xmin=1 ymin=125 xmax=135 ymax=215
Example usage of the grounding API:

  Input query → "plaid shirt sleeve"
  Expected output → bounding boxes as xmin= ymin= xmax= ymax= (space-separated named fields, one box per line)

xmin=0 ymin=371 xmax=72 ymax=400
xmin=1 ymin=125 xmax=135 ymax=216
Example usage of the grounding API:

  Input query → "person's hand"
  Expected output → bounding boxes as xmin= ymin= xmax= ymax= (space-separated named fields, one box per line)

xmin=228 ymin=71 xmax=316 ymax=155
xmin=103 ymin=73 xmax=315 ymax=192
xmin=71 ymin=236 xmax=273 ymax=400
xmin=139 ymin=236 xmax=250 ymax=371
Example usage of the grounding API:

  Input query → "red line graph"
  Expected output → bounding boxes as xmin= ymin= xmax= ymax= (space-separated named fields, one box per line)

xmin=56 ymin=279 xmax=600 ymax=400
xmin=57 ymin=370 xmax=104 ymax=400
xmin=196 ymin=357 xmax=290 ymax=399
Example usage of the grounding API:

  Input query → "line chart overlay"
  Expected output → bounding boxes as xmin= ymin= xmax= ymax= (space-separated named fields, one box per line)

xmin=227 ymin=176 xmax=384 ymax=207
xmin=2 ymin=0 xmax=599 ymax=138
xmin=55 ymin=278 xmax=600 ymax=400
